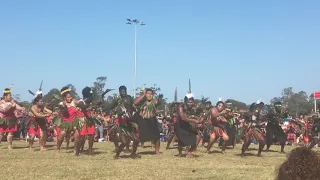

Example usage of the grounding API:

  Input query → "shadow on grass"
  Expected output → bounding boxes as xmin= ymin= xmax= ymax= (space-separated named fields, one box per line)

xmin=174 ymin=154 xmax=200 ymax=158
xmin=165 ymin=147 xmax=177 ymax=150
xmin=235 ymin=153 xmax=257 ymax=157
xmin=82 ymin=151 xmax=105 ymax=155
xmin=263 ymin=149 xmax=278 ymax=152
xmin=247 ymin=148 xmax=258 ymax=151
xmin=208 ymin=150 xmax=223 ymax=154
xmin=137 ymin=151 xmax=156 ymax=155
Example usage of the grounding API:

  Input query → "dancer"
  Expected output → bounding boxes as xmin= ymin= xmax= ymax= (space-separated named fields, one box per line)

xmin=56 ymin=87 xmax=80 ymax=154
xmin=206 ymin=100 xmax=229 ymax=153
xmin=26 ymin=95 xmax=52 ymax=151
xmin=134 ymin=88 xmax=161 ymax=155
xmin=241 ymin=103 xmax=265 ymax=157
xmin=201 ymin=101 xmax=213 ymax=147
xmin=76 ymin=87 xmax=96 ymax=156
xmin=219 ymin=101 xmax=236 ymax=148
xmin=166 ymin=87 xmax=179 ymax=149
xmin=166 ymin=105 xmax=178 ymax=149
xmin=0 ymin=88 xmax=25 ymax=149
xmin=112 ymin=85 xmax=140 ymax=159
xmin=111 ymin=87 xmax=131 ymax=153
xmin=266 ymin=101 xmax=286 ymax=153
xmin=175 ymin=93 xmax=201 ymax=157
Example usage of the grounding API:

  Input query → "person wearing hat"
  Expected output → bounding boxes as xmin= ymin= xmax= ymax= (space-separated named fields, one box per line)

xmin=265 ymin=101 xmax=286 ymax=153
xmin=0 ymin=88 xmax=25 ymax=149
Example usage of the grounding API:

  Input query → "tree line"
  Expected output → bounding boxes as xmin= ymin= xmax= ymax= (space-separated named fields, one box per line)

xmin=11 ymin=76 xmax=318 ymax=117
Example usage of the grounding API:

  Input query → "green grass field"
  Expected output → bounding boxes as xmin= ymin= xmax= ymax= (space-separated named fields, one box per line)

xmin=0 ymin=141 xmax=301 ymax=180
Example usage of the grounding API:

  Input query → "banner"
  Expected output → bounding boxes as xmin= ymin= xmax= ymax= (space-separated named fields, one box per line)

xmin=315 ymin=91 xmax=320 ymax=99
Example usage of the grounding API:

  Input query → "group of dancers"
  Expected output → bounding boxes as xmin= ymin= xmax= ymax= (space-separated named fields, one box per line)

xmin=0 ymin=84 xmax=319 ymax=159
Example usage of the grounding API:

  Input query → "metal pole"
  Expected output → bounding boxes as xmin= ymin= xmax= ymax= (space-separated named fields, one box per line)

xmin=127 ymin=19 xmax=145 ymax=98
xmin=134 ymin=24 xmax=137 ymax=98
xmin=313 ymin=92 xmax=316 ymax=113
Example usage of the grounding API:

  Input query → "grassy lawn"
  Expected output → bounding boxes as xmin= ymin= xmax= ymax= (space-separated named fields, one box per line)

xmin=0 ymin=141 xmax=300 ymax=180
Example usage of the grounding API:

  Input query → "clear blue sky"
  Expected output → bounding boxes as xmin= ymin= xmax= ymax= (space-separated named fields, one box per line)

xmin=0 ymin=0 xmax=319 ymax=104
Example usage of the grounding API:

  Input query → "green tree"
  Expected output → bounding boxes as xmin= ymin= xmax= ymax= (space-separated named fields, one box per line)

xmin=92 ymin=76 xmax=108 ymax=101
xmin=270 ymin=87 xmax=313 ymax=116
xmin=225 ymin=99 xmax=248 ymax=110
xmin=136 ymin=84 xmax=167 ymax=114
xmin=42 ymin=88 xmax=61 ymax=109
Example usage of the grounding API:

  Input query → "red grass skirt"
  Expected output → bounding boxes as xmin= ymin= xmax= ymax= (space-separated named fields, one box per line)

xmin=28 ymin=125 xmax=41 ymax=136
xmin=0 ymin=124 xmax=17 ymax=133
xmin=79 ymin=123 xmax=95 ymax=136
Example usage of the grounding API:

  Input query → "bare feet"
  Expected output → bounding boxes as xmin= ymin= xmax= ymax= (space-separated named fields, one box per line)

xmin=113 ymin=155 xmax=120 ymax=160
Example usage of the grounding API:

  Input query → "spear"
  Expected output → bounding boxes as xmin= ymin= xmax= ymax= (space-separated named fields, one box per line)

xmin=39 ymin=80 xmax=43 ymax=91
xmin=174 ymin=87 xmax=177 ymax=102
xmin=188 ymin=78 xmax=191 ymax=93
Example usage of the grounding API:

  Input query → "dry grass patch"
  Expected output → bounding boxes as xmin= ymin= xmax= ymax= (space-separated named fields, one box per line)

xmin=0 ymin=141 xmax=300 ymax=180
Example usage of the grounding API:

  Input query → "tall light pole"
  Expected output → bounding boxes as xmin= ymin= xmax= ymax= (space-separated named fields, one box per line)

xmin=126 ymin=19 xmax=146 ymax=98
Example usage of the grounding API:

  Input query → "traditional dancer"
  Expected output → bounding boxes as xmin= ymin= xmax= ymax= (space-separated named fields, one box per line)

xmin=75 ymin=87 xmax=96 ymax=156
xmin=166 ymin=87 xmax=179 ymax=149
xmin=56 ymin=87 xmax=80 ymax=154
xmin=175 ymin=93 xmax=201 ymax=157
xmin=201 ymin=101 xmax=213 ymax=147
xmin=0 ymin=87 xmax=25 ymax=149
xmin=166 ymin=104 xmax=178 ymax=149
xmin=241 ymin=103 xmax=265 ymax=157
xmin=219 ymin=101 xmax=237 ymax=148
xmin=266 ymin=101 xmax=286 ymax=153
xmin=110 ymin=87 xmax=131 ymax=153
xmin=26 ymin=95 xmax=52 ymax=151
xmin=111 ymin=85 xmax=140 ymax=159
xmin=206 ymin=100 xmax=229 ymax=153
xmin=134 ymin=88 xmax=161 ymax=155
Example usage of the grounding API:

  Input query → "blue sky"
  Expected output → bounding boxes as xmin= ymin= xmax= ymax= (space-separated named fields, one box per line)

xmin=0 ymin=0 xmax=319 ymax=104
